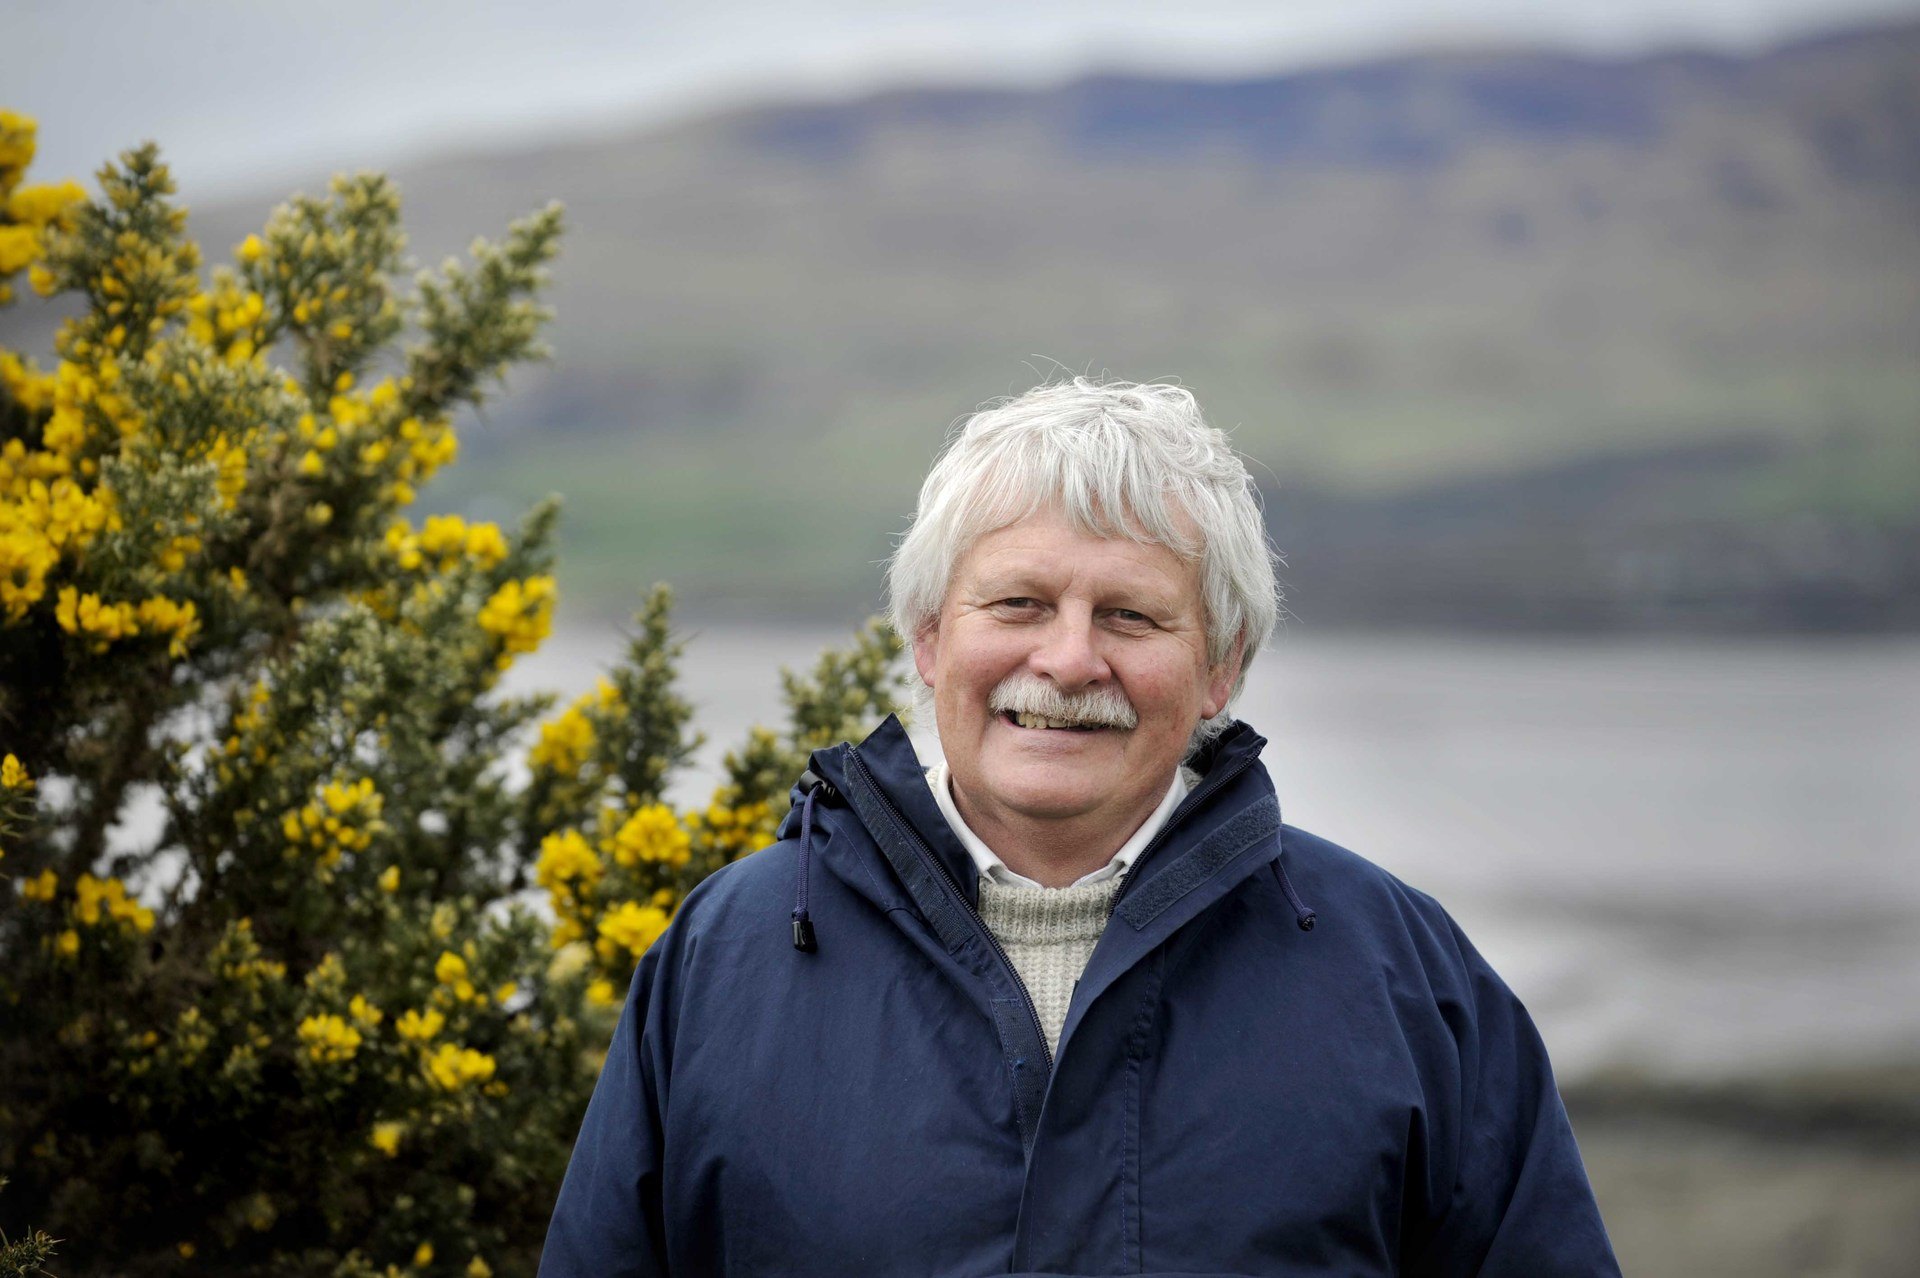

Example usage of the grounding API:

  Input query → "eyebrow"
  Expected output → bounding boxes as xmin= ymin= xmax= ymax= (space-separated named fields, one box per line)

xmin=968 ymin=568 xmax=1185 ymax=618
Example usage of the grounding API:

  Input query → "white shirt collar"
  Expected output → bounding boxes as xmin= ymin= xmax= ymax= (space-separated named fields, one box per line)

xmin=925 ymin=761 xmax=1192 ymax=890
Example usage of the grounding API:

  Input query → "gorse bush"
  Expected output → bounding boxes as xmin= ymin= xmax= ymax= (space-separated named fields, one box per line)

xmin=0 ymin=111 xmax=906 ymax=1276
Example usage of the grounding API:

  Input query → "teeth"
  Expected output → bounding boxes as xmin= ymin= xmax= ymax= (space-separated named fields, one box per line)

xmin=1014 ymin=711 xmax=1089 ymax=730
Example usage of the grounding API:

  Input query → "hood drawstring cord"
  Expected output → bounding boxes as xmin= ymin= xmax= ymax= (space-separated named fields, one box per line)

xmin=1277 ymin=859 xmax=1318 ymax=932
xmin=791 ymin=778 xmax=826 ymax=952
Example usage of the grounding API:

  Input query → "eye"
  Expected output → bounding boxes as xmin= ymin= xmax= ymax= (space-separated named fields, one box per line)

xmin=1108 ymin=608 xmax=1155 ymax=629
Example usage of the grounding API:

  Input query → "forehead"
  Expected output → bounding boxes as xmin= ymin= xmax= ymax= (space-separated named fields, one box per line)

xmin=949 ymin=508 xmax=1202 ymax=606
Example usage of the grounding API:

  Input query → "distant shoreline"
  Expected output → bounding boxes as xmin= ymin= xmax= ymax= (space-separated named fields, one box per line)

xmin=1567 ymin=1063 xmax=1920 ymax=1276
xmin=1566 ymin=1062 xmax=1920 ymax=1149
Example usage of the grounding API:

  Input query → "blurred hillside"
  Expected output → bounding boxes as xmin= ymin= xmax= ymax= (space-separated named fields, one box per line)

xmin=10 ymin=19 xmax=1918 ymax=628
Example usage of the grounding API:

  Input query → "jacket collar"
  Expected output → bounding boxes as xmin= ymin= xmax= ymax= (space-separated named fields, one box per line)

xmin=810 ymin=714 xmax=979 ymax=903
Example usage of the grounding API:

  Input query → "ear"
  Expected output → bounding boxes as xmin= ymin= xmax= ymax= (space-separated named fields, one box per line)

xmin=912 ymin=617 xmax=941 ymax=688
xmin=1200 ymin=630 xmax=1244 ymax=721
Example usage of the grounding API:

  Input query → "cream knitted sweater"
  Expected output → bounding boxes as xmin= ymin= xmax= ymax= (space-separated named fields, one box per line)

xmin=976 ymin=875 xmax=1125 ymax=1056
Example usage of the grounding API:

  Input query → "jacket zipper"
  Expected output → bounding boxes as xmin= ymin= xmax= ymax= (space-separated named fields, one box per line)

xmin=845 ymin=748 xmax=1056 ymax=1074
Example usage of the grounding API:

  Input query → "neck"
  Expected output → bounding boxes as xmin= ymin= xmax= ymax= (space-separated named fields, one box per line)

xmin=948 ymin=777 xmax=1170 ymax=888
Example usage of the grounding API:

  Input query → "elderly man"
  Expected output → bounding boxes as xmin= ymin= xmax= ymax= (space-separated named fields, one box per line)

xmin=540 ymin=379 xmax=1619 ymax=1276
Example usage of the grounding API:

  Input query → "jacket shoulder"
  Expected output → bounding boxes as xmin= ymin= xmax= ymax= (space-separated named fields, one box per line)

xmin=1277 ymin=822 xmax=1481 ymax=974
xmin=668 ymin=835 xmax=803 ymax=931
xmin=1280 ymin=822 xmax=1444 ymax=909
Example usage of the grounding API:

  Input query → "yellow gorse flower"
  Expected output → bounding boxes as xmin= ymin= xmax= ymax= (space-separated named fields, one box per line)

xmin=528 ymin=701 xmax=596 ymax=776
xmin=0 ymin=352 xmax=54 ymax=412
xmin=535 ymin=828 xmax=603 ymax=893
xmin=0 ymin=110 xmax=39 ymax=186
xmin=0 ymin=224 xmax=39 ymax=275
xmin=382 ymin=519 xmax=424 ymax=571
xmin=296 ymin=1013 xmax=362 ymax=1064
xmin=5 ymin=179 xmax=86 ymax=230
xmin=476 ymin=575 xmax=555 ymax=667
xmin=423 ymin=1042 xmax=496 ymax=1091
xmin=434 ymin=949 xmax=479 ymax=1003
xmin=181 ymin=269 xmax=267 ymax=366
xmin=155 ymin=532 xmax=201 ymax=573
xmin=395 ymin=1007 xmax=445 ymax=1042
xmin=1 ymin=429 xmax=124 ymax=619
xmin=369 ymin=1120 xmax=404 ymax=1157
xmin=135 ymin=594 xmax=200 ymax=656
xmin=688 ymin=797 xmax=777 ymax=859
xmin=10 ymin=476 xmax=121 ymax=549
xmin=595 ymin=900 xmax=671 ymax=963
xmin=462 ymin=521 xmax=508 ymax=567
xmin=54 ymin=585 xmax=133 ymax=643
xmin=608 ymin=803 xmax=691 ymax=868
xmin=50 ymin=586 xmax=195 ymax=656
xmin=398 ymin=512 xmax=509 ymax=572
xmin=280 ymin=777 xmax=385 ymax=869
xmin=1 ymin=752 xmax=31 ymax=789
xmin=71 ymin=872 xmax=154 ymax=933
xmin=20 ymin=868 xmax=57 ymax=901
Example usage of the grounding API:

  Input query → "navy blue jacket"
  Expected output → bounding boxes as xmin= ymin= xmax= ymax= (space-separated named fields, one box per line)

xmin=540 ymin=715 xmax=1618 ymax=1276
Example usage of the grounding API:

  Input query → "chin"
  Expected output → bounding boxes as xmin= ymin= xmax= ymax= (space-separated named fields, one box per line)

xmin=980 ymin=763 xmax=1106 ymax=820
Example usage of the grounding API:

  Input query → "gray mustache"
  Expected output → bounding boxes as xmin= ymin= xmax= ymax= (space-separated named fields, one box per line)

xmin=987 ymin=674 xmax=1138 ymax=730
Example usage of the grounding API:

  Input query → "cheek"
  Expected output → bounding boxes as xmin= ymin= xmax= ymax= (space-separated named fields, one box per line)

xmin=1125 ymin=658 xmax=1210 ymax=728
xmin=948 ymin=625 xmax=1030 ymax=684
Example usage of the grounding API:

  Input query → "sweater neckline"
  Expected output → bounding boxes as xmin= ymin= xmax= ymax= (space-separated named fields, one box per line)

xmin=974 ymin=874 xmax=1125 ymax=943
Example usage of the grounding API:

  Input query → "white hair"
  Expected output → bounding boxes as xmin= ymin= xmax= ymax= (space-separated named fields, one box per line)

xmin=887 ymin=377 xmax=1281 ymax=746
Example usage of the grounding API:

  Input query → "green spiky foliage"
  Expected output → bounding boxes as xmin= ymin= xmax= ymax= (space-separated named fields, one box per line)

xmin=0 ymin=111 xmax=905 ymax=1278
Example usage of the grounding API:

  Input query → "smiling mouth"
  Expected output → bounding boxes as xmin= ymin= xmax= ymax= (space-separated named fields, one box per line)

xmin=1001 ymin=710 xmax=1111 ymax=732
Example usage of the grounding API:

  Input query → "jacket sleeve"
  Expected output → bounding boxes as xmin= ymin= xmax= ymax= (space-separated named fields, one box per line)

xmin=1411 ymin=921 xmax=1622 ymax=1277
xmin=537 ymin=946 xmax=669 ymax=1278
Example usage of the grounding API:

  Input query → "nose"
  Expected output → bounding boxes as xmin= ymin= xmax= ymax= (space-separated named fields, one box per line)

xmin=1027 ymin=607 xmax=1110 ymax=690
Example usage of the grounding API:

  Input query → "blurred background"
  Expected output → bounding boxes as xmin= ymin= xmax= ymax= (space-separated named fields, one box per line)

xmin=8 ymin=0 xmax=1919 ymax=1271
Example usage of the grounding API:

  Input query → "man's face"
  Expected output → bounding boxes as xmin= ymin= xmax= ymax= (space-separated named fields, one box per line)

xmin=915 ymin=506 xmax=1239 ymax=833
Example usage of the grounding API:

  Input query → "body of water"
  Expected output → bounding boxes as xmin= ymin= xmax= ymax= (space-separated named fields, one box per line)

xmin=508 ymin=623 xmax=1920 ymax=1084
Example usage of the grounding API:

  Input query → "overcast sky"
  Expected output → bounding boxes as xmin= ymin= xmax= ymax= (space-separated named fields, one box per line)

xmin=9 ymin=0 xmax=1919 ymax=198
